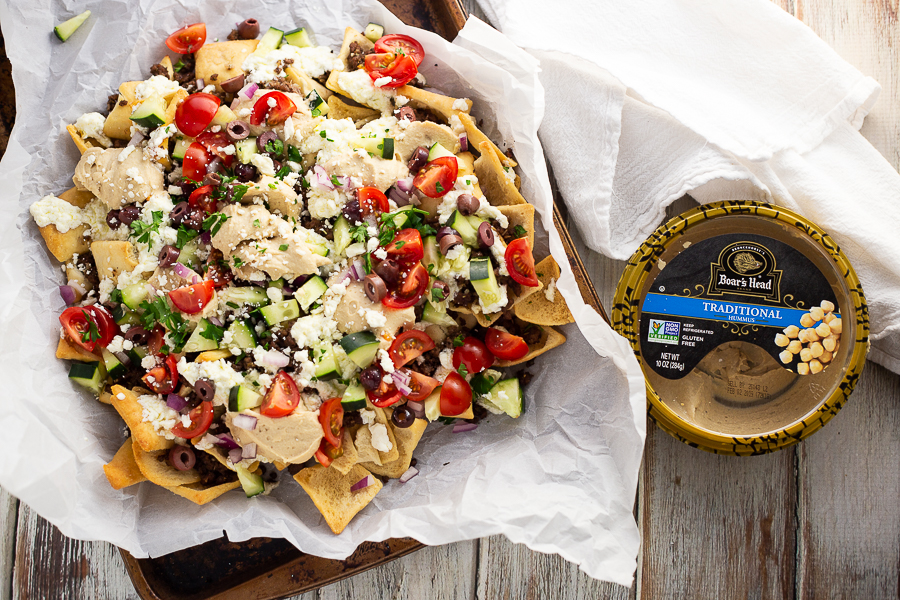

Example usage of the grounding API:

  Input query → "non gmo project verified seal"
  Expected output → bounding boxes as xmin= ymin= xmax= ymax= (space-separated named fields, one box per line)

xmin=648 ymin=319 xmax=680 ymax=345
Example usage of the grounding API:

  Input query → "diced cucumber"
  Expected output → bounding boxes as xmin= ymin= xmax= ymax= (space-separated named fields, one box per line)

xmin=235 ymin=465 xmax=265 ymax=497
xmin=387 ymin=205 xmax=416 ymax=229
xmin=68 ymin=361 xmax=105 ymax=395
xmin=131 ymin=95 xmax=167 ymax=129
xmin=172 ymin=137 xmax=191 ymax=160
xmin=220 ymin=286 xmax=270 ymax=307
xmin=294 ymin=276 xmax=327 ymax=311
xmin=470 ymin=257 xmax=503 ymax=308
xmin=269 ymin=278 xmax=285 ymax=290
xmin=471 ymin=369 xmax=501 ymax=396
xmin=364 ymin=23 xmax=384 ymax=43
xmin=210 ymin=105 xmax=237 ymax=128
xmin=313 ymin=344 xmax=340 ymax=381
xmin=481 ymin=378 xmax=523 ymax=418
xmin=183 ymin=319 xmax=220 ymax=353
xmin=305 ymin=89 xmax=329 ymax=117
xmin=355 ymin=136 xmax=394 ymax=159
xmin=101 ymin=347 xmax=126 ymax=381
xmin=112 ymin=305 xmax=141 ymax=326
xmin=339 ymin=331 xmax=380 ymax=368
xmin=427 ymin=142 xmax=455 ymax=161
xmin=284 ymin=27 xmax=314 ymax=48
xmin=341 ymin=381 xmax=368 ymax=411
xmin=255 ymin=27 xmax=284 ymax=55
xmin=465 ymin=214 xmax=486 ymax=231
xmin=227 ymin=319 xmax=257 ymax=350
xmin=469 ymin=257 xmax=492 ymax=281
xmin=423 ymin=235 xmax=440 ymax=275
xmin=229 ymin=385 xmax=263 ymax=412
xmin=54 ymin=10 xmax=91 ymax=42
xmin=309 ymin=242 xmax=330 ymax=257
xmin=422 ymin=301 xmax=457 ymax=327
xmin=235 ymin=138 xmax=258 ymax=164
xmin=258 ymin=299 xmax=300 ymax=325
xmin=332 ymin=216 xmax=352 ymax=255
xmin=121 ymin=282 xmax=149 ymax=310
xmin=177 ymin=238 xmax=200 ymax=268
xmin=446 ymin=210 xmax=479 ymax=247
xmin=127 ymin=345 xmax=148 ymax=365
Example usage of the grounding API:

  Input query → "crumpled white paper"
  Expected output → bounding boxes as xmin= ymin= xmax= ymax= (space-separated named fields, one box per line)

xmin=0 ymin=0 xmax=646 ymax=585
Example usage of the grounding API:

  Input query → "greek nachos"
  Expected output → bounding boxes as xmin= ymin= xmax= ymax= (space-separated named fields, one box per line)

xmin=31 ymin=18 xmax=573 ymax=533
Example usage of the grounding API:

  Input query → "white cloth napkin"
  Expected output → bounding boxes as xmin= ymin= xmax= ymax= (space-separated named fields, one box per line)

xmin=474 ymin=0 xmax=900 ymax=374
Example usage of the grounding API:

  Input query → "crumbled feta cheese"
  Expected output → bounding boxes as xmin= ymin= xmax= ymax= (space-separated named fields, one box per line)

xmin=176 ymin=358 xmax=245 ymax=405
xmin=250 ymin=153 xmax=276 ymax=176
xmin=98 ymin=277 xmax=115 ymax=303
xmin=135 ymin=76 xmax=182 ymax=101
xmin=363 ymin=308 xmax=387 ymax=329
xmin=106 ymin=335 xmax=126 ymax=353
xmin=452 ymin=98 xmax=470 ymax=111
xmin=544 ymin=277 xmax=557 ymax=302
xmin=266 ymin=287 xmax=284 ymax=302
xmin=336 ymin=69 xmax=395 ymax=115
xmin=242 ymin=45 xmax=341 ymax=84
xmin=137 ymin=394 xmax=180 ymax=440
xmin=369 ymin=422 xmax=393 ymax=452
xmin=141 ymin=355 xmax=159 ymax=369
xmin=373 ymin=75 xmax=392 ymax=87
xmin=439 ymin=348 xmax=454 ymax=370
xmin=395 ymin=95 xmax=409 ymax=107
xmin=290 ymin=313 xmax=339 ymax=347
xmin=374 ymin=247 xmax=388 ymax=260
xmin=360 ymin=409 xmax=377 ymax=425
xmin=29 ymin=195 xmax=83 ymax=232
xmin=74 ymin=112 xmax=112 ymax=147
xmin=378 ymin=348 xmax=395 ymax=374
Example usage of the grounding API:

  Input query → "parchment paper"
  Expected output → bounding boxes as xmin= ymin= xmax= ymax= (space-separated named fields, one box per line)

xmin=0 ymin=0 xmax=646 ymax=585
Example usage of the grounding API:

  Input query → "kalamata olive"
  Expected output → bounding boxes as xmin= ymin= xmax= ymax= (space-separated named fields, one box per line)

xmin=431 ymin=280 xmax=449 ymax=302
xmin=396 ymin=106 xmax=416 ymax=122
xmin=237 ymin=18 xmax=260 ymax=39
xmin=123 ymin=326 xmax=150 ymax=345
xmin=194 ymin=378 xmax=216 ymax=403
xmin=436 ymin=226 xmax=457 ymax=242
xmin=118 ymin=204 xmax=141 ymax=226
xmin=257 ymin=131 xmax=278 ymax=153
xmin=206 ymin=157 xmax=223 ymax=174
xmin=341 ymin=199 xmax=363 ymax=223
xmin=270 ymin=159 xmax=283 ymax=173
xmin=477 ymin=221 xmax=495 ymax=248
xmin=158 ymin=244 xmax=181 ymax=267
xmin=364 ymin=273 xmax=388 ymax=303
xmin=234 ymin=163 xmax=258 ymax=182
xmin=105 ymin=209 xmax=122 ymax=229
xmin=360 ymin=365 xmax=382 ymax=391
xmin=183 ymin=207 xmax=205 ymax=231
xmin=456 ymin=193 xmax=479 ymax=216
xmin=169 ymin=445 xmax=196 ymax=471
xmin=221 ymin=74 xmax=245 ymax=94
xmin=374 ymin=259 xmax=401 ymax=285
xmin=179 ymin=178 xmax=198 ymax=196
xmin=391 ymin=405 xmax=415 ymax=428
xmin=226 ymin=119 xmax=250 ymax=141
xmin=440 ymin=234 xmax=463 ymax=255
xmin=408 ymin=146 xmax=429 ymax=172
xmin=202 ymin=172 xmax=222 ymax=188
xmin=170 ymin=201 xmax=191 ymax=226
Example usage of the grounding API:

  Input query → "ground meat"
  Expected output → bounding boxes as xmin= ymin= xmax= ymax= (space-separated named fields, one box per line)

xmin=227 ymin=29 xmax=241 ymax=41
xmin=114 ymin=366 xmax=147 ymax=390
xmin=521 ymin=323 xmax=543 ymax=345
xmin=173 ymin=54 xmax=196 ymax=86
xmin=450 ymin=278 xmax=475 ymax=308
xmin=193 ymin=450 xmax=239 ymax=487
xmin=343 ymin=411 xmax=363 ymax=428
xmin=263 ymin=77 xmax=305 ymax=95
xmin=518 ymin=371 xmax=533 ymax=387
xmin=106 ymin=93 xmax=119 ymax=114
xmin=416 ymin=347 xmax=443 ymax=377
xmin=347 ymin=41 xmax=372 ymax=70
xmin=268 ymin=326 xmax=301 ymax=367
xmin=300 ymin=214 xmax=334 ymax=240
xmin=413 ymin=107 xmax=441 ymax=123
xmin=149 ymin=63 xmax=170 ymax=79
xmin=75 ymin=253 xmax=100 ymax=289
xmin=111 ymin=138 xmax=128 ymax=148
xmin=499 ymin=226 xmax=520 ymax=245
xmin=496 ymin=275 xmax=521 ymax=298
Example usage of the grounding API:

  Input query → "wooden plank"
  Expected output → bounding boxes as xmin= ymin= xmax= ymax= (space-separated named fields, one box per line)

xmin=12 ymin=505 xmax=138 ymax=600
xmin=0 ymin=487 xmax=18 ymax=600
xmin=316 ymin=540 xmax=478 ymax=600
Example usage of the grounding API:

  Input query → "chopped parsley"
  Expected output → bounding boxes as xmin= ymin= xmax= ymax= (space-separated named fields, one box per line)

xmin=80 ymin=310 xmax=101 ymax=344
xmin=175 ymin=226 xmax=200 ymax=249
xmin=265 ymin=139 xmax=284 ymax=156
xmin=364 ymin=253 xmax=374 ymax=275
xmin=202 ymin=212 xmax=230 ymax=236
xmin=377 ymin=207 xmax=434 ymax=247
xmin=275 ymin=163 xmax=291 ymax=179
xmin=431 ymin=287 xmax=445 ymax=302
xmin=138 ymin=296 xmax=190 ymax=352
xmin=349 ymin=224 xmax=369 ymax=244
xmin=513 ymin=225 xmax=528 ymax=238
xmin=453 ymin=334 xmax=465 ymax=347
xmin=199 ymin=320 xmax=225 ymax=343
xmin=233 ymin=256 xmax=244 ymax=268
xmin=330 ymin=175 xmax=343 ymax=187
xmin=457 ymin=364 xmax=469 ymax=378
xmin=253 ymin=219 xmax=261 ymax=228
xmin=268 ymin=182 xmax=278 ymax=190
xmin=279 ymin=244 xmax=289 ymax=251
xmin=435 ymin=182 xmax=444 ymax=193
xmin=319 ymin=130 xmax=327 ymax=138
xmin=109 ymin=288 xmax=123 ymax=305
xmin=129 ymin=211 xmax=163 ymax=245
xmin=288 ymin=145 xmax=303 ymax=163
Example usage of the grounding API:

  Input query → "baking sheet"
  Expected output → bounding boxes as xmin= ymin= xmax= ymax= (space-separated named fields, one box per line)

xmin=0 ymin=0 xmax=646 ymax=585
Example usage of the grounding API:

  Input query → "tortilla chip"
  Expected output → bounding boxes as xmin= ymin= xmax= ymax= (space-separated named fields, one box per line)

xmin=58 ymin=187 xmax=94 ymax=208
xmin=196 ymin=349 xmax=233 ymax=362
xmin=56 ymin=337 xmax=99 ymax=362
xmin=330 ymin=427 xmax=359 ymax=475
xmin=327 ymin=94 xmax=379 ymax=123
xmin=353 ymin=425 xmax=382 ymax=465
xmin=103 ymin=81 xmax=140 ymax=140
xmin=159 ymin=55 xmax=175 ymax=79
xmin=66 ymin=124 xmax=94 ymax=154
xmin=132 ymin=442 xmax=201 ymax=487
xmin=359 ymin=410 xmax=427 ymax=478
xmin=164 ymin=88 xmax=189 ymax=127
xmin=325 ymin=28 xmax=374 ymax=95
xmin=103 ymin=437 xmax=147 ymax=490
xmin=294 ymin=463 xmax=382 ymax=534
xmin=195 ymin=40 xmax=259 ymax=92
xmin=110 ymin=385 xmax=174 ymax=452
xmin=39 ymin=221 xmax=90 ymax=263
xmin=396 ymin=85 xmax=472 ymax=123
xmin=475 ymin=141 xmax=525 ymax=206
xmin=457 ymin=112 xmax=516 ymax=168
xmin=285 ymin=65 xmax=333 ymax=100
xmin=165 ymin=480 xmax=241 ymax=505
xmin=91 ymin=240 xmax=139 ymax=282
xmin=369 ymin=406 xmax=400 ymax=464
xmin=496 ymin=204 xmax=535 ymax=248
xmin=495 ymin=325 xmax=566 ymax=367
xmin=514 ymin=256 xmax=574 ymax=326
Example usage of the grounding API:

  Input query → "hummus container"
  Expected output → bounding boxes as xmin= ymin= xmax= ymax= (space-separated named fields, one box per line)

xmin=612 ymin=200 xmax=869 ymax=455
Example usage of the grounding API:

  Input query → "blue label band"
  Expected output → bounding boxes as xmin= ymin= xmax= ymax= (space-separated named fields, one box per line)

xmin=642 ymin=293 xmax=837 ymax=328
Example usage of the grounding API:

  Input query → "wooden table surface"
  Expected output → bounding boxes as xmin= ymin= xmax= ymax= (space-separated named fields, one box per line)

xmin=3 ymin=1 xmax=900 ymax=598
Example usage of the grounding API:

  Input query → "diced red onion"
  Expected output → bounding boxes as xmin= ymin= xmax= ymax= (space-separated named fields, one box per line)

xmin=166 ymin=393 xmax=188 ymax=411
xmin=399 ymin=467 xmax=419 ymax=483
xmin=67 ymin=279 xmax=86 ymax=298
xmin=201 ymin=231 xmax=212 ymax=244
xmin=350 ymin=475 xmax=375 ymax=492
xmin=258 ymin=349 xmax=289 ymax=370
xmin=239 ymin=82 xmax=259 ymax=100
xmin=312 ymin=165 xmax=334 ymax=190
xmin=395 ymin=175 xmax=414 ymax=193
xmin=459 ymin=134 xmax=469 ymax=152
xmin=232 ymin=414 xmax=258 ymax=431
xmin=172 ymin=262 xmax=202 ymax=284
xmin=195 ymin=78 xmax=205 ymax=89
xmin=128 ymin=130 xmax=145 ymax=147
xmin=59 ymin=285 xmax=77 ymax=305
xmin=241 ymin=442 xmax=257 ymax=460
xmin=405 ymin=400 xmax=425 ymax=419
xmin=228 ymin=447 xmax=244 ymax=464
xmin=388 ymin=185 xmax=411 ymax=207
xmin=208 ymin=316 xmax=224 ymax=327
xmin=452 ymin=422 xmax=478 ymax=433
xmin=215 ymin=433 xmax=241 ymax=450
xmin=392 ymin=369 xmax=412 ymax=397
xmin=349 ymin=258 xmax=365 ymax=282
xmin=200 ymin=433 xmax=220 ymax=448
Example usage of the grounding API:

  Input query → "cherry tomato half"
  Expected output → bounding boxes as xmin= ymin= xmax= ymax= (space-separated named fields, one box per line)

xmin=485 ymin=328 xmax=529 ymax=361
xmin=504 ymin=238 xmax=539 ymax=287
xmin=260 ymin=371 xmax=301 ymax=418
xmin=382 ymin=263 xmax=430 ymax=309
xmin=318 ymin=397 xmax=344 ymax=448
xmin=182 ymin=142 xmax=211 ymax=183
xmin=196 ymin=131 xmax=235 ymax=168
xmin=188 ymin=184 xmax=217 ymax=214
xmin=384 ymin=228 xmax=424 ymax=265
xmin=374 ymin=34 xmax=425 ymax=67
xmin=440 ymin=371 xmax=472 ymax=416
xmin=165 ymin=23 xmax=207 ymax=54
xmin=175 ymin=93 xmax=221 ymax=137
xmin=364 ymin=52 xmax=418 ymax=88
xmin=142 ymin=354 xmax=180 ymax=395
xmin=250 ymin=91 xmax=297 ymax=126
xmin=357 ymin=187 xmax=389 ymax=215
xmin=389 ymin=330 xmax=436 ymax=369
xmin=413 ymin=156 xmax=458 ymax=198
xmin=172 ymin=401 xmax=214 ymax=439
xmin=401 ymin=369 xmax=440 ymax=402
xmin=315 ymin=438 xmax=343 ymax=467
xmin=168 ymin=280 xmax=216 ymax=315
xmin=453 ymin=337 xmax=494 ymax=374
xmin=59 ymin=305 xmax=118 ymax=353
xmin=367 ymin=379 xmax=403 ymax=408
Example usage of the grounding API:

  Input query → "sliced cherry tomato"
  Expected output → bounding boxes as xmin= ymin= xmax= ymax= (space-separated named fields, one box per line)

xmin=401 ymin=369 xmax=440 ymax=401
xmin=182 ymin=142 xmax=212 ymax=183
xmin=59 ymin=305 xmax=118 ymax=353
xmin=384 ymin=228 xmax=424 ymax=265
xmin=505 ymin=238 xmax=539 ymax=287
xmin=250 ymin=91 xmax=297 ymax=126
xmin=364 ymin=52 xmax=418 ymax=88
xmin=168 ymin=280 xmax=216 ymax=315
xmin=389 ymin=330 xmax=436 ymax=368
xmin=188 ymin=184 xmax=217 ymax=214
xmin=440 ymin=371 xmax=472 ymax=416
xmin=382 ymin=263 xmax=429 ymax=309
xmin=413 ymin=156 xmax=458 ymax=198
xmin=172 ymin=401 xmax=214 ymax=439
xmin=315 ymin=438 xmax=343 ymax=467
xmin=453 ymin=337 xmax=494 ymax=374
xmin=196 ymin=131 xmax=235 ymax=167
xmin=142 ymin=354 xmax=180 ymax=395
xmin=165 ymin=23 xmax=207 ymax=54
xmin=175 ymin=93 xmax=221 ymax=137
xmin=357 ymin=187 xmax=389 ymax=215
xmin=260 ymin=371 xmax=301 ymax=418
xmin=485 ymin=328 xmax=529 ymax=361
xmin=367 ymin=379 xmax=403 ymax=408
xmin=374 ymin=34 xmax=425 ymax=67
xmin=318 ymin=397 xmax=344 ymax=448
